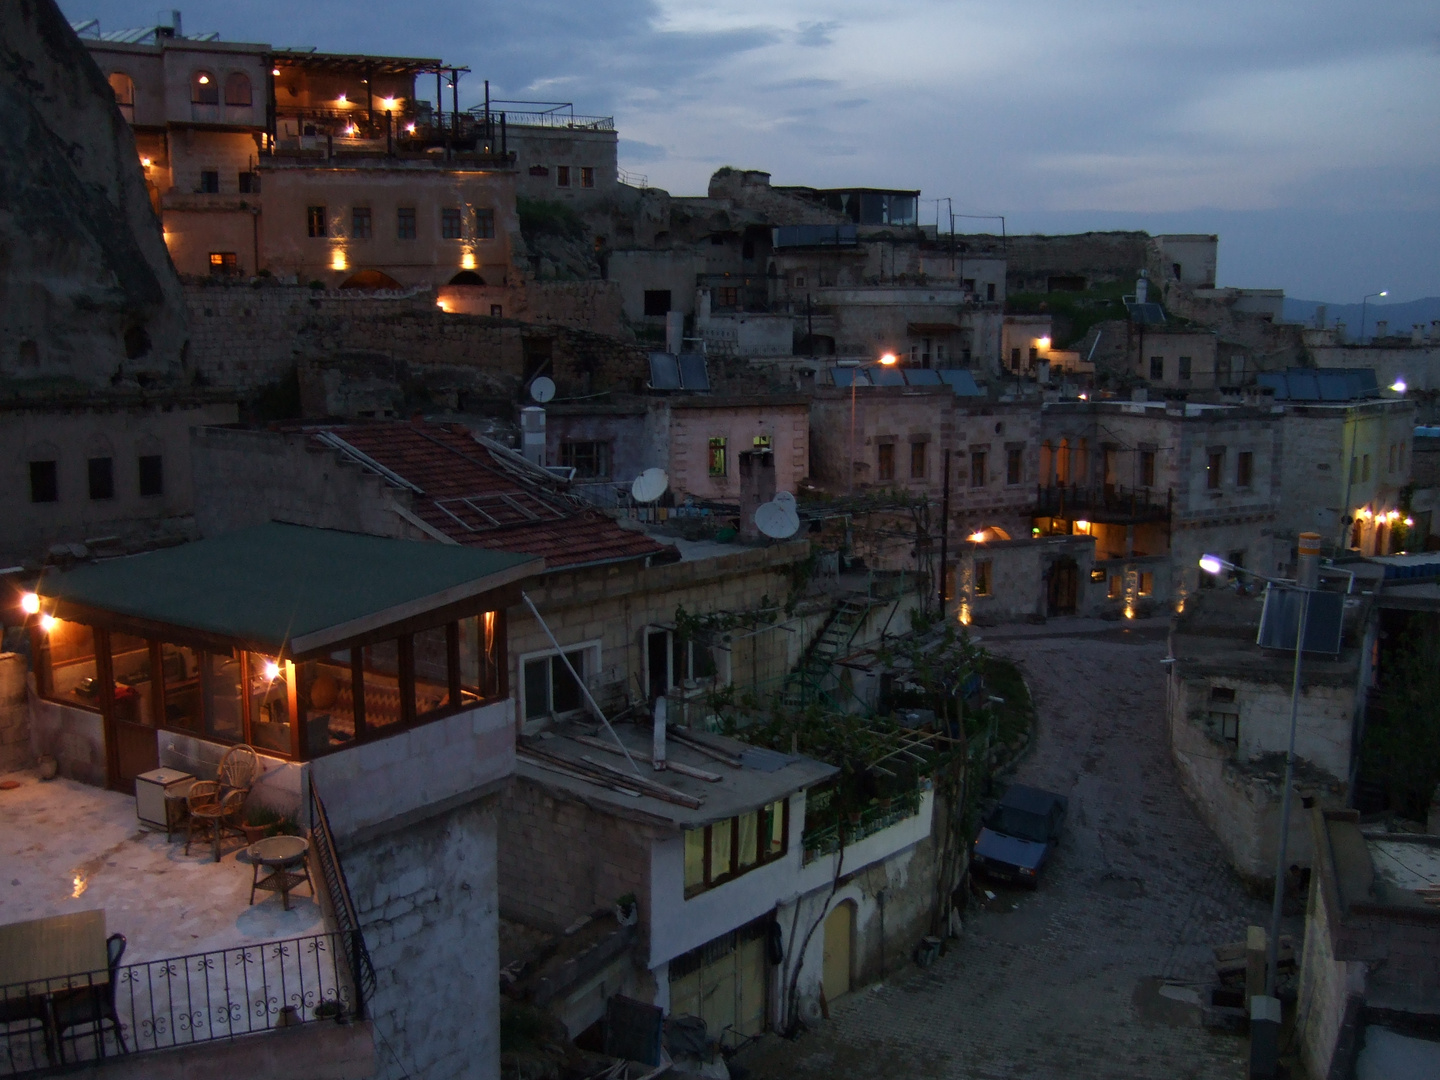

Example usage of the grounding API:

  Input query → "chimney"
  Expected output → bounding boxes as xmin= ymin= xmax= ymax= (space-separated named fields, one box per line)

xmin=737 ymin=449 xmax=776 ymax=541
xmin=652 ymin=695 xmax=667 ymax=771
xmin=1414 ymin=324 xmax=1425 ymax=346
xmin=519 ymin=406 xmax=546 ymax=467
xmin=1334 ymin=320 xmax=1346 ymax=341
xmin=1375 ymin=320 xmax=1388 ymax=340
xmin=1297 ymin=531 xmax=1321 ymax=589
xmin=1314 ymin=304 xmax=1326 ymax=330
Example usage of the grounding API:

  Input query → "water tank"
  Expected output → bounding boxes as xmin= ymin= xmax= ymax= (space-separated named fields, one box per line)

xmin=520 ymin=406 xmax=546 ymax=467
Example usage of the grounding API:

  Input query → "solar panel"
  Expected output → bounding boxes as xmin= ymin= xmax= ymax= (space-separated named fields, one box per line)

xmin=939 ymin=370 xmax=984 ymax=397
xmin=677 ymin=353 xmax=710 ymax=391
xmin=648 ymin=352 xmax=681 ymax=390
xmin=1289 ymin=373 xmax=1320 ymax=400
xmin=904 ymin=369 xmax=942 ymax=386
xmin=1256 ymin=586 xmax=1345 ymax=655
xmin=873 ymin=368 xmax=905 ymax=387
xmin=832 ymin=368 xmax=871 ymax=388
xmin=1317 ymin=373 xmax=1354 ymax=401
xmin=1129 ymin=303 xmax=1167 ymax=325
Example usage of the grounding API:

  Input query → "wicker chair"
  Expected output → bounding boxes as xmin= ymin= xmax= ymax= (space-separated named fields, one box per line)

xmin=185 ymin=788 xmax=247 ymax=862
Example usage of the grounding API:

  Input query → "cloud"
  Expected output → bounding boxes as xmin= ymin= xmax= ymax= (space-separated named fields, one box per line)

xmin=795 ymin=20 xmax=840 ymax=47
xmin=619 ymin=138 xmax=668 ymax=164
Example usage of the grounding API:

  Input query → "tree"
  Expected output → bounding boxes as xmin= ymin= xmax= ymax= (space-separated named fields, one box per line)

xmin=1367 ymin=623 xmax=1440 ymax=820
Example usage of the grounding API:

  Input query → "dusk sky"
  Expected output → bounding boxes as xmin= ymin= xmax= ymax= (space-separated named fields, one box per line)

xmin=64 ymin=1 xmax=1440 ymax=304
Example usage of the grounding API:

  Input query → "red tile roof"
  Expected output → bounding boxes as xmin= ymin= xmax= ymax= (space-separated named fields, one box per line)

xmin=314 ymin=422 xmax=667 ymax=570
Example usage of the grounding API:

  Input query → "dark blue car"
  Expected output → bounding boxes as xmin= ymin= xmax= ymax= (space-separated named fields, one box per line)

xmin=971 ymin=784 xmax=1068 ymax=888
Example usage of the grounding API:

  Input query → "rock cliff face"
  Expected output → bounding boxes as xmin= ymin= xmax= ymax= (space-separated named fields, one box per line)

xmin=0 ymin=0 xmax=188 ymax=391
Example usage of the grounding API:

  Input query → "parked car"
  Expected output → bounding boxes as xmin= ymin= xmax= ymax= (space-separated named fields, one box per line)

xmin=971 ymin=783 xmax=1068 ymax=888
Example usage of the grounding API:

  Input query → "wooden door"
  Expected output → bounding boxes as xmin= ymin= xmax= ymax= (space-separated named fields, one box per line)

xmin=105 ymin=634 xmax=160 ymax=792
xmin=1048 ymin=558 xmax=1078 ymax=616
xmin=822 ymin=903 xmax=853 ymax=1004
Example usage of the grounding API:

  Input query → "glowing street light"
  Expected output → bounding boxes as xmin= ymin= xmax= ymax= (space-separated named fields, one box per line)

xmin=1198 ymin=553 xmax=1225 ymax=576
xmin=1359 ymin=290 xmax=1388 ymax=342
xmin=1390 ymin=378 xmax=1407 ymax=394
xmin=847 ymin=352 xmax=901 ymax=494
xmin=20 ymin=592 xmax=40 ymax=615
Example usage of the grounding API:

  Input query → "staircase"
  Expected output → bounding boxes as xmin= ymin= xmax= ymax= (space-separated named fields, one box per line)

xmin=781 ymin=594 xmax=874 ymax=710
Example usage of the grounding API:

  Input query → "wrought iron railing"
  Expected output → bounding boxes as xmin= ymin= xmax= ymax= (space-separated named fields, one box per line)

xmin=0 ymin=931 xmax=366 ymax=1076
xmin=308 ymin=783 xmax=377 ymax=1009
xmin=1033 ymin=482 xmax=1173 ymax=523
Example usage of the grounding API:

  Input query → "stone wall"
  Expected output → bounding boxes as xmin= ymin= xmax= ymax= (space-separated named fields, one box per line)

xmin=498 ymin=774 xmax=661 ymax=934
xmin=343 ymin=794 xmax=501 ymax=1080
xmin=0 ymin=653 xmax=32 ymax=773
xmin=96 ymin=1017 xmax=375 ymax=1080
xmin=26 ymin=684 xmax=105 ymax=786
xmin=1296 ymin=853 xmax=1365 ymax=1080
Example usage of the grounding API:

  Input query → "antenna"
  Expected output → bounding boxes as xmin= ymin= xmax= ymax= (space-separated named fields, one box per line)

xmin=754 ymin=501 xmax=800 ymax=539
xmin=631 ymin=467 xmax=668 ymax=503
xmin=529 ymin=376 xmax=556 ymax=404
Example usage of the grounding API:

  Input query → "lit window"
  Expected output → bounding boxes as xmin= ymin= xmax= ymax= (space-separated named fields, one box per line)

xmin=191 ymin=71 xmax=218 ymax=105
xmin=753 ymin=435 xmax=772 ymax=450
xmin=1139 ymin=572 xmax=1153 ymax=596
xmin=208 ymin=252 xmax=238 ymax=276
xmin=708 ymin=438 xmax=727 ymax=477
xmin=683 ymin=800 xmax=788 ymax=897
xmin=108 ymin=72 xmax=134 ymax=115
xmin=975 ymin=560 xmax=992 ymax=596
xmin=441 ymin=208 xmax=463 ymax=239
xmin=307 ymin=206 xmax=327 ymax=238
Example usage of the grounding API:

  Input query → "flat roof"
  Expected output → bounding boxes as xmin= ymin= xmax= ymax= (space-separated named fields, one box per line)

xmin=40 ymin=523 xmax=541 ymax=655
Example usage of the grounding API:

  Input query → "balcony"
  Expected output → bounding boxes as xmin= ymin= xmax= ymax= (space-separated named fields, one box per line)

xmin=1032 ymin=483 xmax=1173 ymax=526
xmin=269 ymin=108 xmax=514 ymax=167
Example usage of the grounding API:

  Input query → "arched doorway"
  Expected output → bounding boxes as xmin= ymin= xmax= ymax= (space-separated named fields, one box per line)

xmin=822 ymin=902 xmax=854 ymax=1004
xmin=448 ymin=270 xmax=485 ymax=286
xmin=339 ymin=269 xmax=403 ymax=291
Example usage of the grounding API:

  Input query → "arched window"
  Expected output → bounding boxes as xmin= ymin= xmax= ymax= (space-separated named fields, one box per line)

xmin=224 ymin=72 xmax=252 ymax=107
xmin=191 ymin=70 xmax=218 ymax=105
xmin=108 ymin=72 xmax=134 ymax=106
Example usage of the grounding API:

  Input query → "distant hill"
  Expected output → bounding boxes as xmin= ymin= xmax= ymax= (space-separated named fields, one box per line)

xmin=1284 ymin=296 xmax=1440 ymax=341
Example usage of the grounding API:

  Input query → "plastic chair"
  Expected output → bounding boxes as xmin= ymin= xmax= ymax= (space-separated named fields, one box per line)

xmin=53 ymin=934 xmax=128 ymax=1062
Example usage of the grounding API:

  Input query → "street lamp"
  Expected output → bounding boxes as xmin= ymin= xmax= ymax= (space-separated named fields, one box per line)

xmin=1359 ymin=290 xmax=1388 ymax=343
xmin=1198 ymin=531 xmax=1322 ymax=1075
xmin=847 ymin=352 xmax=899 ymax=494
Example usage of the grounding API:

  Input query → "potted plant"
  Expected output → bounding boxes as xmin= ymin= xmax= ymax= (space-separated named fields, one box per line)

xmin=242 ymin=805 xmax=279 ymax=844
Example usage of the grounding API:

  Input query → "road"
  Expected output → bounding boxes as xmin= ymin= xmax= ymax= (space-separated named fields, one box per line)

xmin=737 ymin=618 xmax=1272 ymax=1080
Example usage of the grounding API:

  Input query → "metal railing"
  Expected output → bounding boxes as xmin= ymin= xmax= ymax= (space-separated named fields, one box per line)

xmin=801 ymin=785 xmax=924 ymax=863
xmin=0 ymin=931 xmax=366 ymax=1076
xmin=1033 ymin=482 xmax=1173 ymax=523
xmin=309 ymin=783 xmax=377 ymax=1010
xmin=473 ymin=101 xmax=615 ymax=130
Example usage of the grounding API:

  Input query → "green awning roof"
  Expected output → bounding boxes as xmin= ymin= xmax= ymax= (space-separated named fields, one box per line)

xmin=40 ymin=524 xmax=541 ymax=654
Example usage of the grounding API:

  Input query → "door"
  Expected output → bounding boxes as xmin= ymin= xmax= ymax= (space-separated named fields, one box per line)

xmin=668 ymin=922 xmax=770 ymax=1046
xmin=1047 ymin=558 xmax=1078 ymax=617
xmin=104 ymin=632 xmax=160 ymax=791
xmin=822 ymin=902 xmax=853 ymax=1004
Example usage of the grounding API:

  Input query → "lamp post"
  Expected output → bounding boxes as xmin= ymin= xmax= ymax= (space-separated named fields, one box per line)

xmin=847 ymin=352 xmax=899 ymax=494
xmin=1199 ymin=531 xmax=1322 ymax=1077
xmin=1359 ymin=290 xmax=1388 ymax=343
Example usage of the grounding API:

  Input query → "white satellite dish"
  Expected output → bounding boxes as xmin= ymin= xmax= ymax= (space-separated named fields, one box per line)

xmin=631 ymin=467 xmax=669 ymax=503
xmin=529 ymin=376 xmax=556 ymax=404
xmin=773 ymin=491 xmax=797 ymax=511
xmin=754 ymin=501 xmax=800 ymax=540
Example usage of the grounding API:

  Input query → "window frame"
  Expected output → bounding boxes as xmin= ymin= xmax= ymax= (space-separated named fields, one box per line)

xmin=223 ymin=72 xmax=252 ymax=107
xmin=909 ymin=441 xmax=927 ymax=480
xmin=191 ymin=70 xmax=218 ymax=105
xmin=1149 ymin=356 xmax=1164 ymax=380
xmin=1206 ymin=449 xmax=1225 ymax=491
xmin=683 ymin=797 xmax=790 ymax=898
xmin=1006 ymin=446 xmax=1023 ymax=486
xmin=1140 ymin=448 xmax=1157 ymax=488
xmin=518 ymin=640 xmax=600 ymax=724
xmin=708 ymin=437 xmax=728 ymax=477
xmin=474 ymin=208 xmax=496 ymax=239
xmin=580 ymin=166 xmax=595 ymax=188
xmin=556 ymin=165 xmax=571 ymax=188
xmin=307 ymin=205 xmax=327 ymax=238
xmin=559 ymin=440 xmax=611 ymax=480
xmin=877 ymin=442 xmax=895 ymax=482
xmin=397 ymin=207 xmax=418 ymax=240
xmin=1178 ymin=355 xmax=1192 ymax=382
xmin=1236 ymin=450 xmax=1254 ymax=489
xmin=440 ymin=207 xmax=464 ymax=240
xmin=351 ymin=206 xmax=372 ymax=239
xmin=970 ymin=449 xmax=987 ymax=488
xmin=974 ymin=560 xmax=992 ymax=597
xmin=208 ymin=251 xmax=238 ymax=276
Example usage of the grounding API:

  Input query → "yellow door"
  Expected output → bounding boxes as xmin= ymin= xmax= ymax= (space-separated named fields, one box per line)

xmin=822 ymin=903 xmax=852 ymax=1004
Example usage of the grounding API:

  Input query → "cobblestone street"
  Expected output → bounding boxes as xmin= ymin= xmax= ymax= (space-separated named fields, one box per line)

xmin=737 ymin=618 xmax=1273 ymax=1080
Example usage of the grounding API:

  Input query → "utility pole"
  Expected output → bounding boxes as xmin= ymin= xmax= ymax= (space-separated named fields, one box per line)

xmin=938 ymin=450 xmax=951 ymax=615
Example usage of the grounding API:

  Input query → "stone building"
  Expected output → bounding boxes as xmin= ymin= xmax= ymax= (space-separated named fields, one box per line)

xmin=1166 ymin=584 xmax=1376 ymax=884
xmin=1296 ymin=808 xmax=1440 ymax=1079
xmin=1132 ymin=326 xmax=1222 ymax=390
xmin=545 ymin=393 xmax=809 ymax=506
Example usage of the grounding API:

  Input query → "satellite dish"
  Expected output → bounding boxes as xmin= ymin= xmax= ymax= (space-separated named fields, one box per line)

xmin=529 ymin=376 xmax=556 ymax=404
xmin=773 ymin=491 xmax=797 ymax=511
xmin=754 ymin=501 xmax=800 ymax=539
xmin=631 ymin=468 xmax=669 ymax=503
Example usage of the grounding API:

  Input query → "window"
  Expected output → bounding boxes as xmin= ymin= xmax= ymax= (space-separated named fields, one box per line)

xmin=1206 ymin=450 xmax=1224 ymax=491
xmin=986 ymin=282 xmax=996 ymax=302
xmin=910 ymin=442 xmax=927 ymax=480
xmin=1236 ymin=451 xmax=1254 ymax=489
xmin=34 ymin=619 xmax=98 ymax=710
xmin=522 ymin=647 xmax=589 ymax=721
xmin=441 ymin=208 xmax=464 ymax=239
xmin=793 ymin=274 xmax=806 ymax=289
xmin=1209 ymin=688 xmax=1240 ymax=746
xmin=1150 ymin=356 xmax=1164 ymax=380
xmin=753 ymin=435 xmax=772 ymax=449
xmin=580 ymin=166 xmax=595 ymax=188
xmin=474 ymin=208 xmax=495 ymax=239
xmin=397 ymin=207 xmax=417 ymax=240
xmin=1108 ymin=575 xmax=1122 ymax=599
xmin=1029 ymin=346 xmax=1038 ymax=364
xmin=1090 ymin=567 xmax=1107 ymax=583
xmin=199 ymin=170 xmax=219 ymax=193
xmin=717 ymin=286 xmax=739 ymax=308
xmin=238 ymin=171 xmax=259 ymax=193
xmin=1139 ymin=572 xmax=1154 ymax=596
xmin=351 ymin=206 xmax=371 ymax=239
xmin=644 ymin=290 xmax=672 ymax=317
xmin=877 ymin=443 xmax=895 ymax=481
xmin=556 ymin=165 xmax=571 ymax=187
xmin=646 ymin=627 xmax=718 ymax=701
xmin=970 ymin=450 xmax=987 ymax=487
xmin=490 ymin=304 xmax=503 ymax=317
xmin=560 ymin=441 xmax=611 ymax=479
xmin=208 ymin=252 xmax=237 ymax=276
xmin=1140 ymin=449 xmax=1156 ymax=488
xmin=307 ymin=205 xmax=327 ymax=237
xmin=138 ymin=454 xmax=163 ymax=497
xmin=684 ymin=799 xmax=788 ymax=896
xmin=1007 ymin=446 xmax=1023 ymax=485
xmin=108 ymin=71 xmax=135 ymax=106
xmin=708 ymin=438 xmax=728 ymax=477
xmin=223 ymin=72 xmax=252 ymax=107
xmin=1178 ymin=356 xmax=1192 ymax=382
xmin=1010 ymin=348 xmax=1021 ymax=370
xmin=975 ymin=560 xmax=992 ymax=596
xmin=191 ymin=71 xmax=218 ymax=105
xmin=88 ymin=457 xmax=114 ymax=501
xmin=30 ymin=460 xmax=58 ymax=503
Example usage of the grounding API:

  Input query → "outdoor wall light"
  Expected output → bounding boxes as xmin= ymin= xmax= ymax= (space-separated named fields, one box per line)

xmin=405 ymin=122 xmax=417 ymax=134
xmin=1074 ymin=520 xmax=1091 ymax=533
xmin=331 ymin=250 xmax=348 ymax=271
xmin=272 ymin=67 xmax=281 ymax=76
xmin=196 ymin=74 xmax=209 ymax=85
xmin=1198 ymin=554 xmax=1226 ymax=575
xmin=461 ymin=252 xmax=477 ymax=270
xmin=337 ymin=93 xmax=347 ymax=104
xmin=878 ymin=352 xmax=898 ymax=366
xmin=1390 ymin=378 xmax=1407 ymax=393
xmin=968 ymin=531 xmax=986 ymax=543
xmin=261 ymin=660 xmax=281 ymax=681
xmin=1037 ymin=336 xmax=1051 ymax=350
xmin=20 ymin=592 xmax=40 ymax=615
xmin=381 ymin=96 xmax=398 ymax=111
xmin=39 ymin=614 xmax=57 ymax=634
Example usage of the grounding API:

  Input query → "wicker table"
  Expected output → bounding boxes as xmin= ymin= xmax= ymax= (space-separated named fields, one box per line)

xmin=247 ymin=836 xmax=313 ymax=911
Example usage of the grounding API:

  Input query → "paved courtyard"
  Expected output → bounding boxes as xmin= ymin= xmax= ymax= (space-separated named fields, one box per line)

xmin=737 ymin=618 xmax=1274 ymax=1080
